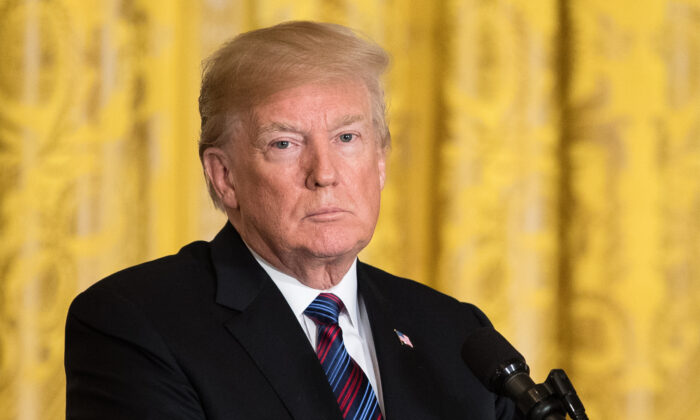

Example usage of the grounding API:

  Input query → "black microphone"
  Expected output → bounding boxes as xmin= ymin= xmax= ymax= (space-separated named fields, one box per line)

xmin=461 ymin=327 xmax=566 ymax=420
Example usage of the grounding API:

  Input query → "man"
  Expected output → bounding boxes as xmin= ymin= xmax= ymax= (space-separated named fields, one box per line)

xmin=65 ymin=21 xmax=521 ymax=419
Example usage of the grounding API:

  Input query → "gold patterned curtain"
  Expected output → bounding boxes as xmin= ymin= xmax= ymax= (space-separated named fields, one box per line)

xmin=1 ymin=0 xmax=699 ymax=419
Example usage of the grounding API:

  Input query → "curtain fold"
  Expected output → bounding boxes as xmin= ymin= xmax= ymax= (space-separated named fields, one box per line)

xmin=1 ymin=1 xmax=699 ymax=418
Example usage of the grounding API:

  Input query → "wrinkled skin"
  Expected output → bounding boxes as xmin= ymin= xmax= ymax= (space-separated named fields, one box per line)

xmin=203 ymin=79 xmax=386 ymax=289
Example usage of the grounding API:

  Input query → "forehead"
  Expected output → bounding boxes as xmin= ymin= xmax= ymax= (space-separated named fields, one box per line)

xmin=250 ymin=79 xmax=372 ymax=129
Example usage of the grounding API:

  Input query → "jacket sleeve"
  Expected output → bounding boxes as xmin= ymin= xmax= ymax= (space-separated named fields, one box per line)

xmin=65 ymin=286 xmax=206 ymax=419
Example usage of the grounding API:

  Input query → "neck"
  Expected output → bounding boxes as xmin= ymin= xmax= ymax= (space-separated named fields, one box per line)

xmin=238 ymin=233 xmax=355 ymax=289
xmin=229 ymin=213 xmax=362 ymax=289
xmin=257 ymin=248 xmax=355 ymax=289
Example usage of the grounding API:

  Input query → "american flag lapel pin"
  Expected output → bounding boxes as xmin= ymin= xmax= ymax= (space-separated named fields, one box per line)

xmin=394 ymin=329 xmax=414 ymax=348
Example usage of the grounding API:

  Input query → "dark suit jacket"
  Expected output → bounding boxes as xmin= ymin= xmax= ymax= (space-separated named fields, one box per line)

xmin=65 ymin=223 xmax=521 ymax=419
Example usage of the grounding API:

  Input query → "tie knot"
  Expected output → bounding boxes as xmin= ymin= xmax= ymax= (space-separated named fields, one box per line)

xmin=304 ymin=293 xmax=344 ymax=325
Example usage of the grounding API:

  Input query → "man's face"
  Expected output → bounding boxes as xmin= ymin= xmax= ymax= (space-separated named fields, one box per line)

xmin=224 ymin=79 xmax=386 ymax=266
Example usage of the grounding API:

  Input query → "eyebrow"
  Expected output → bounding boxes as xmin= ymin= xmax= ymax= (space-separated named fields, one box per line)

xmin=255 ymin=114 xmax=366 ymax=140
xmin=330 ymin=114 xmax=365 ymax=131
xmin=257 ymin=121 xmax=306 ymax=136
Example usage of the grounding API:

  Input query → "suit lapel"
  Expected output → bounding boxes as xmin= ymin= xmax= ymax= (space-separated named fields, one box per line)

xmin=358 ymin=263 xmax=442 ymax=419
xmin=211 ymin=224 xmax=343 ymax=420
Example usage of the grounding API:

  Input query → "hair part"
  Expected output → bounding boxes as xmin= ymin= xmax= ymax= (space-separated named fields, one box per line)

xmin=198 ymin=21 xmax=391 ymax=210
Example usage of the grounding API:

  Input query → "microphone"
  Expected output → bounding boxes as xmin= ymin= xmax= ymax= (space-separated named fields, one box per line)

xmin=461 ymin=327 xmax=567 ymax=420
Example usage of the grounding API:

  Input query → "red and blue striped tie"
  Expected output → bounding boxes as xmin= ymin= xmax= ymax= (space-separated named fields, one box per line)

xmin=305 ymin=293 xmax=383 ymax=420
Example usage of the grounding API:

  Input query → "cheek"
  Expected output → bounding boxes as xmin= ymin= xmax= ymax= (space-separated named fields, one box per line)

xmin=246 ymin=174 xmax=301 ymax=217
xmin=351 ymin=166 xmax=383 ymax=210
xmin=243 ymin=190 xmax=289 ymax=235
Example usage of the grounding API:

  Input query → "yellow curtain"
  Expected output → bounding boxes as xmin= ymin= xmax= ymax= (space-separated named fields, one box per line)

xmin=1 ymin=0 xmax=699 ymax=419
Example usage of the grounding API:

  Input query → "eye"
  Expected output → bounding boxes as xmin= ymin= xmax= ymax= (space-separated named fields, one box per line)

xmin=272 ymin=140 xmax=290 ymax=149
xmin=339 ymin=133 xmax=355 ymax=143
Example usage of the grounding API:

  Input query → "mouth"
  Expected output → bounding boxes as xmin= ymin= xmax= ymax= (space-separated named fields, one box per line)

xmin=305 ymin=207 xmax=348 ymax=221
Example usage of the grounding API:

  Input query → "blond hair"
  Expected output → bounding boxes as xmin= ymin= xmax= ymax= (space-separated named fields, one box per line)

xmin=198 ymin=21 xmax=391 ymax=209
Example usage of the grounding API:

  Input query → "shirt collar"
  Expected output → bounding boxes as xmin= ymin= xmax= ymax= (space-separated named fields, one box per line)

xmin=247 ymin=246 xmax=359 ymax=327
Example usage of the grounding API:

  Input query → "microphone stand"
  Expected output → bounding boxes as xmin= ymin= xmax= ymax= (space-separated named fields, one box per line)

xmin=545 ymin=370 xmax=588 ymax=420
xmin=509 ymin=376 xmax=566 ymax=420
xmin=502 ymin=364 xmax=587 ymax=420
xmin=460 ymin=327 xmax=588 ymax=420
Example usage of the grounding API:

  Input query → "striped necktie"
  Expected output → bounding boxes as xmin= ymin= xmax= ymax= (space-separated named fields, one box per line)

xmin=304 ymin=293 xmax=383 ymax=420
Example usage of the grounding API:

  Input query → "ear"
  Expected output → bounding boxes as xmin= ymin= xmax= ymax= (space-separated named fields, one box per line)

xmin=202 ymin=147 xmax=239 ymax=209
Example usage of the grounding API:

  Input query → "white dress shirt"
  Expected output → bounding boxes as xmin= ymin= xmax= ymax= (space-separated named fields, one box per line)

xmin=248 ymin=249 xmax=384 ymax=412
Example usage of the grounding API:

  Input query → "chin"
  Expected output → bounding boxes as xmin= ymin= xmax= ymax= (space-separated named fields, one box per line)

xmin=301 ymin=234 xmax=369 ymax=260
xmin=303 ymin=244 xmax=357 ymax=259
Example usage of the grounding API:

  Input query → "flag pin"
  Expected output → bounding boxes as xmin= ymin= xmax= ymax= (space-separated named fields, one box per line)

xmin=394 ymin=329 xmax=414 ymax=348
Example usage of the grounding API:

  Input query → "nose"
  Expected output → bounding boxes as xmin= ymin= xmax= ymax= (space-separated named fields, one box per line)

xmin=304 ymin=140 xmax=338 ymax=189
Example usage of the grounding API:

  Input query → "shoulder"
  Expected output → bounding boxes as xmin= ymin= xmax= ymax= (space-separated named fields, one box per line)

xmin=65 ymin=241 xmax=213 ymax=418
xmin=68 ymin=240 xmax=215 ymax=323
xmin=358 ymin=262 xmax=519 ymax=419
xmin=358 ymin=261 xmax=492 ymax=329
